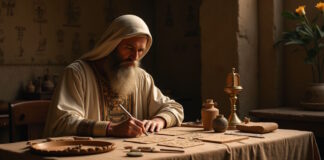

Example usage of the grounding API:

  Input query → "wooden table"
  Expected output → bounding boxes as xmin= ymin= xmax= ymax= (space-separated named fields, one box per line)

xmin=0 ymin=127 xmax=320 ymax=160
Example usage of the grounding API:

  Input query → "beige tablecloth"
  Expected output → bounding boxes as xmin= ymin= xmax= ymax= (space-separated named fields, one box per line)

xmin=0 ymin=127 xmax=320 ymax=160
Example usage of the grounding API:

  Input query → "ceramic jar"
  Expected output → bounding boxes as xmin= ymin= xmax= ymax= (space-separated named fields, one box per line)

xmin=26 ymin=81 xmax=36 ymax=93
xmin=42 ymin=75 xmax=55 ymax=92
xmin=213 ymin=114 xmax=228 ymax=132
xmin=201 ymin=99 xmax=219 ymax=131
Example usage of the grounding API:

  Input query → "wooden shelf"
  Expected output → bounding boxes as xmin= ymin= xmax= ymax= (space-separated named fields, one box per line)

xmin=249 ymin=107 xmax=324 ymax=138
xmin=250 ymin=107 xmax=324 ymax=123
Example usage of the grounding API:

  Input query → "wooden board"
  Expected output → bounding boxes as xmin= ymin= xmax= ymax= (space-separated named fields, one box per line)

xmin=30 ymin=140 xmax=115 ymax=156
xmin=124 ymin=135 xmax=175 ymax=144
xmin=158 ymin=139 xmax=204 ymax=148
xmin=198 ymin=134 xmax=248 ymax=143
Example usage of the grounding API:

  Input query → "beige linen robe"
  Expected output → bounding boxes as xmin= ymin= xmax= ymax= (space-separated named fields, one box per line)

xmin=43 ymin=60 xmax=184 ymax=137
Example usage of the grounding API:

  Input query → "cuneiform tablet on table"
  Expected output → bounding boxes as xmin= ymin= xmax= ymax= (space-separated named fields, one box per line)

xmin=124 ymin=135 xmax=175 ymax=144
xmin=198 ymin=134 xmax=249 ymax=143
xmin=157 ymin=139 xmax=204 ymax=148
xmin=155 ymin=130 xmax=192 ymax=136
xmin=177 ymin=133 xmax=204 ymax=139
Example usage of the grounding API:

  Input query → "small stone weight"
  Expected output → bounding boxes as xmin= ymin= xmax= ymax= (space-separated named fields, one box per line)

xmin=127 ymin=151 xmax=143 ymax=157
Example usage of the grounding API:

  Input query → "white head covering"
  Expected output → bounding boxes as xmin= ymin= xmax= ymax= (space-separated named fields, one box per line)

xmin=80 ymin=14 xmax=152 ymax=61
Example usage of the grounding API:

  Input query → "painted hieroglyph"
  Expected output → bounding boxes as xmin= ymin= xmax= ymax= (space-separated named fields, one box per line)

xmin=0 ymin=0 xmax=106 ymax=65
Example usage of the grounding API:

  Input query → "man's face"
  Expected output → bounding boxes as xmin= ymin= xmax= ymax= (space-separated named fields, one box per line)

xmin=115 ymin=36 xmax=147 ymax=68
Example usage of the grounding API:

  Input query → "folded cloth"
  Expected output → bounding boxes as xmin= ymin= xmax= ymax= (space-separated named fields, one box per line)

xmin=236 ymin=122 xmax=278 ymax=134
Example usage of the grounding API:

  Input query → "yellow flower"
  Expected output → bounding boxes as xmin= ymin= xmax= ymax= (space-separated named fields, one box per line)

xmin=316 ymin=2 xmax=324 ymax=12
xmin=295 ymin=5 xmax=306 ymax=16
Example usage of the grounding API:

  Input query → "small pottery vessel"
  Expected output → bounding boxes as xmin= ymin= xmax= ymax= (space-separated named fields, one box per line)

xmin=213 ymin=114 xmax=228 ymax=132
xmin=26 ymin=81 xmax=36 ymax=93
xmin=42 ymin=75 xmax=55 ymax=92
xmin=201 ymin=99 xmax=219 ymax=131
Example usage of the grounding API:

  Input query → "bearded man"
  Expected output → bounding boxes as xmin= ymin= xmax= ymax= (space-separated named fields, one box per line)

xmin=43 ymin=15 xmax=184 ymax=138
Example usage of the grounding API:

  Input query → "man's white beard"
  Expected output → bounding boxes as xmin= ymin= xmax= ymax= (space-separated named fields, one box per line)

xmin=109 ymin=61 xmax=139 ymax=96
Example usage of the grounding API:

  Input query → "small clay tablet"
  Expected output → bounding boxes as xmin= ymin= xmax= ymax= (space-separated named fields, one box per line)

xmin=124 ymin=146 xmax=133 ymax=149
xmin=127 ymin=151 xmax=143 ymax=157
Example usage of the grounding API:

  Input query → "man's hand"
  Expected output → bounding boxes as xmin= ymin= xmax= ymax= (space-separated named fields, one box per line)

xmin=143 ymin=117 xmax=166 ymax=132
xmin=107 ymin=117 xmax=146 ymax=137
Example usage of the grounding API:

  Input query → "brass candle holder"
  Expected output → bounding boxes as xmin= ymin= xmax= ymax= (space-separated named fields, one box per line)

xmin=224 ymin=68 xmax=243 ymax=130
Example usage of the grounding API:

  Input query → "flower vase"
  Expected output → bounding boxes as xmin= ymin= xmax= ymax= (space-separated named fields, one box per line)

xmin=300 ymin=83 xmax=324 ymax=110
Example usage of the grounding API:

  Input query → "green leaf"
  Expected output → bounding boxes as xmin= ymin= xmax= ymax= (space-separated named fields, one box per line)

xmin=312 ymin=14 xmax=319 ymax=24
xmin=307 ymin=48 xmax=318 ymax=56
xmin=304 ymin=56 xmax=315 ymax=64
xmin=315 ymin=25 xmax=324 ymax=38
xmin=301 ymin=22 xmax=314 ymax=38
xmin=284 ymin=39 xmax=304 ymax=45
xmin=282 ymin=11 xmax=303 ymax=20
xmin=319 ymin=43 xmax=324 ymax=48
xmin=304 ymin=49 xmax=318 ymax=64
xmin=274 ymin=39 xmax=285 ymax=47
xmin=296 ymin=26 xmax=313 ymax=38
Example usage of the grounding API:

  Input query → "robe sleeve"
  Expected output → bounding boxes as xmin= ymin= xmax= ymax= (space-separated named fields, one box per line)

xmin=44 ymin=65 xmax=109 ymax=137
xmin=143 ymin=72 xmax=184 ymax=128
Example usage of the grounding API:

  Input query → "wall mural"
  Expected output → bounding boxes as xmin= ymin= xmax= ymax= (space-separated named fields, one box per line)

xmin=36 ymin=37 xmax=46 ymax=54
xmin=0 ymin=3 xmax=3 ymax=23
xmin=0 ymin=0 xmax=106 ymax=64
xmin=0 ymin=29 xmax=4 ymax=64
xmin=56 ymin=29 xmax=64 ymax=53
xmin=2 ymin=0 xmax=15 ymax=16
xmin=15 ymin=25 xmax=25 ymax=57
xmin=55 ymin=29 xmax=68 ymax=64
xmin=104 ymin=0 xmax=114 ymax=24
xmin=33 ymin=0 xmax=47 ymax=35
xmin=184 ymin=5 xmax=199 ymax=37
xmin=88 ymin=32 xmax=96 ymax=50
xmin=165 ymin=4 xmax=173 ymax=27
xmin=72 ymin=32 xmax=81 ymax=56
xmin=64 ymin=0 xmax=81 ymax=27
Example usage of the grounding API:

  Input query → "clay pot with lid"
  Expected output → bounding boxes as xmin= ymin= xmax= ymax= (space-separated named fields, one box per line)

xmin=201 ymin=99 xmax=219 ymax=131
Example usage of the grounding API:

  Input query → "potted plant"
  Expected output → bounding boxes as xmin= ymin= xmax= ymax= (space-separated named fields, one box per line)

xmin=276 ymin=2 xmax=324 ymax=110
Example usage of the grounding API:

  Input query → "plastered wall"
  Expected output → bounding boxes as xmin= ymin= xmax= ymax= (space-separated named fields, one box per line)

xmin=200 ymin=0 xmax=239 ymax=117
